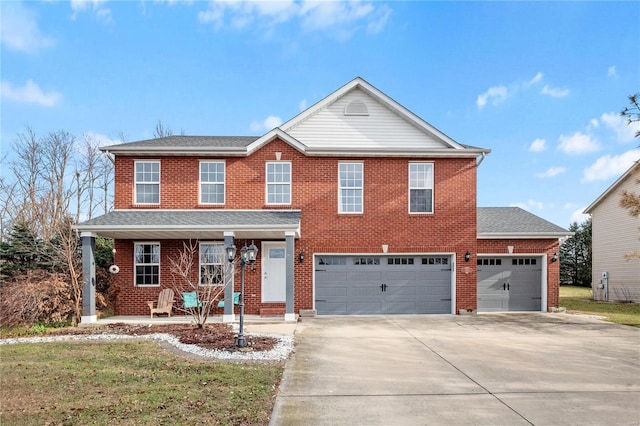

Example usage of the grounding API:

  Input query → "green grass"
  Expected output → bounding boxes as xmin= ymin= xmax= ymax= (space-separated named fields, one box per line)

xmin=0 ymin=341 xmax=283 ymax=425
xmin=560 ymin=285 xmax=640 ymax=328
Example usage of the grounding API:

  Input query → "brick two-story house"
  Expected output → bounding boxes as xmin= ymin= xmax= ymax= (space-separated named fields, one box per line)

xmin=76 ymin=77 xmax=569 ymax=323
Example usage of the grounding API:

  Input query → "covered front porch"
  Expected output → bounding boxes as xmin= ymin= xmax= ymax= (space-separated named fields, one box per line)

xmin=74 ymin=210 xmax=302 ymax=325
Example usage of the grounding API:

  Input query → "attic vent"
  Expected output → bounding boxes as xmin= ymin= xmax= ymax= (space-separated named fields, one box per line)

xmin=344 ymin=100 xmax=369 ymax=116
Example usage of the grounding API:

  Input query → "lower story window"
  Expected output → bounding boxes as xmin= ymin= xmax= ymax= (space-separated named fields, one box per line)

xmin=135 ymin=243 xmax=160 ymax=286
xmin=200 ymin=243 xmax=224 ymax=285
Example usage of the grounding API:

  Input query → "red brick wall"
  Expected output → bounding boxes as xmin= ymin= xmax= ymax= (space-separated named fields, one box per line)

xmin=477 ymin=239 xmax=561 ymax=309
xmin=112 ymin=139 xmax=480 ymax=314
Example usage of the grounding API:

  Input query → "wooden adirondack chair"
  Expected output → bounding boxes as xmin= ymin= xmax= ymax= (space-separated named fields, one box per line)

xmin=147 ymin=288 xmax=175 ymax=318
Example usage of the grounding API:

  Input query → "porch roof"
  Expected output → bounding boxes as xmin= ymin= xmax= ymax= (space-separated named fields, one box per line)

xmin=74 ymin=209 xmax=302 ymax=240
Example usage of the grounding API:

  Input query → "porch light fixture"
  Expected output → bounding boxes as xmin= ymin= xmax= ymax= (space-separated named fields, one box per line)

xmin=551 ymin=253 xmax=558 ymax=263
xmin=226 ymin=241 xmax=258 ymax=348
xmin=464 ymin=251 xmax=471 ymax=262
xmin=299 ymin=251 xmax=304 ymax=263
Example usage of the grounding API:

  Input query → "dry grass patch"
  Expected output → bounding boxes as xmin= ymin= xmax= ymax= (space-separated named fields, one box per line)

xmin=0 ymin=340 xmax=283 ymax=425
xmin=560 ymin=285 xmax=640 ymax=328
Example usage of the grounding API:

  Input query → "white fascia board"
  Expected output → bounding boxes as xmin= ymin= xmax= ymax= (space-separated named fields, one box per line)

xmin=477 ymin=232 xmax=575 ymax=239
xmin=246 ymin=128 xmax=307 ymax=154
xmin=584 ymin=161 xmax=639 ymax=214
xmin=99 ymin=146 xmax=247 ymax=156
xmin=305 ymin=147 xmax=490 ymax=157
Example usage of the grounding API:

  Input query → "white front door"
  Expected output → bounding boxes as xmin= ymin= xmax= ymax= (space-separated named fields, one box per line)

xmin=262 ymin=242 xmax=286 ymax=302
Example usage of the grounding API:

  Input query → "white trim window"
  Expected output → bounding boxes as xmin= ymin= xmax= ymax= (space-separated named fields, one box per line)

xmin=200 ymin=243 xmax=225 ymax=286
xmin=200 ymin=161 xmax=225 ymax=205
xmin=266 ymin=161 xmax=291 ymax=205
xmin=134 ymin=242 xmax=160 ymax=286
xmin=338 ymin=162 xmax=363 ymax=213
xmin=135 ymin=160 xmax=160 ymax=204
xmin=409 ymin=162 xmax=434 ymax=213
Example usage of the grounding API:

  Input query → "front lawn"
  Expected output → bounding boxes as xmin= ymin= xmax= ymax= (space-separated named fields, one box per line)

xmin=0 ymin=341 xmax=283 ymax=425
xmin=560 ymin=285 xmax=640 ymax=328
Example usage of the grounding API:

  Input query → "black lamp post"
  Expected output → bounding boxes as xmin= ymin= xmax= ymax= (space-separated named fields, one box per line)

xmin=226 ymin=241 xmax=258 ymax=348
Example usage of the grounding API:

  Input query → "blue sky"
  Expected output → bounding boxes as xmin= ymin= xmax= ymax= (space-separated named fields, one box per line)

xmin=2 ymin=0 xmax=639 ymax=229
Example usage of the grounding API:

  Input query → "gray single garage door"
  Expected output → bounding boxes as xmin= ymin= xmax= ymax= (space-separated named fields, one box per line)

xmin=477 ymin=257 xmax=542 ymax=312
xmin=315 ymin=255 xmax=452 ymax=315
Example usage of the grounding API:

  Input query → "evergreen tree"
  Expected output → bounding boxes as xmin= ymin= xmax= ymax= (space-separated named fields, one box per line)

xmin=560 ymin=218 xmax=592 ymax=286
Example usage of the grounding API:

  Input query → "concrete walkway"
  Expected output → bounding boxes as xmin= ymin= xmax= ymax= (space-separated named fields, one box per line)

xmin=270 ymin=313 xmax=640 ymax=426
xmin=94 ymin=315 xmax=298 ymax=336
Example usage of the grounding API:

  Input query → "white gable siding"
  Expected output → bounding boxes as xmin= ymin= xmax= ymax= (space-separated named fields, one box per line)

xmin=591 ymin=171 xmax=640 ymax=302
xmin=286 ymin=88 xmax=450 ymax=150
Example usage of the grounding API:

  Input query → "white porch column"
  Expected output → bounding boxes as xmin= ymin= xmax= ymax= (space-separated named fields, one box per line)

xmin=80 ymin=232 xmax=97 ymax=324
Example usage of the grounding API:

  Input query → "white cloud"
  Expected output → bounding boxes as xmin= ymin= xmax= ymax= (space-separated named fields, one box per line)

xmin=1 ymin=79 xmax=62 ymax=107
xmin=70 ymin=0 xmax=113 ymax=23
xmin=608 ymin=65 xmax=617 ymax=77
xmin=250 ymin=115 xmax=282 ymax=132
xmin=476 ymin=86 xmax=508 ymax=109
xmin=0 ymin=2 xmax=53 ymax=53
xmin=525 ymin=72 xmax=543 ymax=87
xmin=536 ymin=167 xmax=566 ymax=178
xmin=367 ymin=5 xmax=392 ymax=34
xmin=84 ymin=131 xmax=122 ymax=147
xmin=581 ymin=149 xmax=640 ymax=182
xmin=570 ymin=208 xmax=590 ymax=224
xmin=197 ymin=0 xmax=391 ymax=41
xmin=529 ymin=138 xmax=546 ymax=152
xmin=599 ymin=112 xmax=640 ymax=143
xmin=557 ymin=132 xmax=600 ymax=155
xmin=541 ymin=85 xmax=570 ymax=98
xmin=510 ymin=199 xmax=545 ymax=211
xmin=299 ymin=99 xmax=308 ymax=111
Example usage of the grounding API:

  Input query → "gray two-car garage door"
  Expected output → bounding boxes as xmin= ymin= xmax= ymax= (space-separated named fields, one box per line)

xmin=477 ymin=257 xmax=542 ymax=312
xmin=315 ymin=255 xmax=452 ymax=315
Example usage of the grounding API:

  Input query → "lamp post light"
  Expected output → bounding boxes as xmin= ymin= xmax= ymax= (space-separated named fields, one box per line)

xmin=226 ymin=241 xmax=258 ymax=348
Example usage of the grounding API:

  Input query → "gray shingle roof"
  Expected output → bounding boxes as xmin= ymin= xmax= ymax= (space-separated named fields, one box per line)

xmin=477 ymin=207 xmax=569 ymax=236
xmin=75 ymin=210 xmax=302 ymax=240
xmin=79 ymin=210 xmax=301 ymax=227
xmin=102 ymin=136 xmax=259 ymax=152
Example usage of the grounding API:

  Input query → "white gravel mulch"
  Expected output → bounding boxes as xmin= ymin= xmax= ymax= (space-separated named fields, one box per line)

xmin=0 ymin=332 xmax=294 ymax=362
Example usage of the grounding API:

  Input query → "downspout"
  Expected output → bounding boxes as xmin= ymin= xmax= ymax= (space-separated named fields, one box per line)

xmin=477 ymin=152 xmax=486 ymax=167
xmin=104 ymin=149 xmax=115 ymax=164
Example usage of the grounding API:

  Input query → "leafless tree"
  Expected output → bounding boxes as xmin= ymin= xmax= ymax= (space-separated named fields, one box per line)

xmin=168 ymin=240 xmax=234 ymax=328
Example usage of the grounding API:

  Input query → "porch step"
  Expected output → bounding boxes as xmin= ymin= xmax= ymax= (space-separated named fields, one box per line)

xmin=260 ymin=307 xmax=285 ymax=317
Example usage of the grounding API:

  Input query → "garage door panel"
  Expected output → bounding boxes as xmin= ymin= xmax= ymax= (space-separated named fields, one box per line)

xmin=350 ymin=271 xmax=382 ymax=281
xmin=477 ymin=258 xmax=542 ymax=312
xmin=382 ymin=271 xmax=416 ymax=280
xmin=315 ymin=255 xmax=452 ymax=315
xmin=385 ymin=301 xmax=416 ymax=313
xmin=319 ymin=302 xmax=348 ymax=315
xmin=349 ymin=302 xmax=382 ymax=314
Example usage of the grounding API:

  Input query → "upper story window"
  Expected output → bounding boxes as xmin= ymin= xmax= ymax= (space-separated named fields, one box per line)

xmin=134 ymin=242 xmax=160 ymax=286
xmin=338 ymin=162 xmax=363 ymax=214
xmin=409 ymin=162 xmax=433 ymax=213
xmin=266 ymin=162 xmax=291 ymax=205
xmin=200 ymin=242 xmax=224 ymax=286
xmin=135 ymin=160 xmax=160 ymax=204
xmin=200 ymin=161 xmax=225 ymax=204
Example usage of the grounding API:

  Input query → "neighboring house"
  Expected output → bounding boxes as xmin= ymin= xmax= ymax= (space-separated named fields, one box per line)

xmin=75 ymin=77 xmax=569 ymax=323
xmin=584 ymin=162 xmax=640 ymax=302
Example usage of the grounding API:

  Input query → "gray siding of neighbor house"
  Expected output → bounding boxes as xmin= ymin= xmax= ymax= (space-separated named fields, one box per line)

xmin=590 ymin=172 xmax=640 ymax=302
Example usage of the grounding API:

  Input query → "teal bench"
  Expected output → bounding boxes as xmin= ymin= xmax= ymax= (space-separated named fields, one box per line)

xmin=217 ymin=292 xmax=241 ymax=308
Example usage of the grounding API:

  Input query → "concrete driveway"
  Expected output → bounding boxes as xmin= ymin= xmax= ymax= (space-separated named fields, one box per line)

xmin=270 ymin=314 xmax=640 ymax=425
